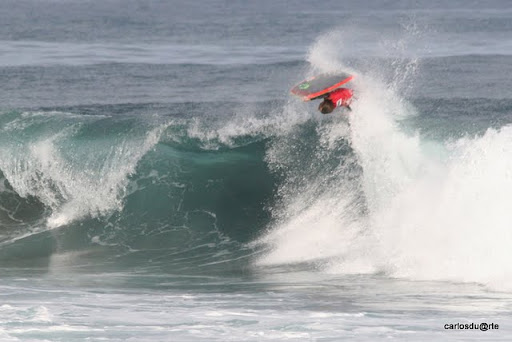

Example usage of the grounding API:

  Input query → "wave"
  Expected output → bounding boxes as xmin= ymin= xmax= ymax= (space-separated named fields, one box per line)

xmin=2 ymin=25 xmax=512 ymax=291
xmin=0 ymin=106 xmax=286 ymax=273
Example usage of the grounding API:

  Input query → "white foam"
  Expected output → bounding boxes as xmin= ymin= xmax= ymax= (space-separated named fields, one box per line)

xmin=186 ymin=102 xmax=314 ymax=149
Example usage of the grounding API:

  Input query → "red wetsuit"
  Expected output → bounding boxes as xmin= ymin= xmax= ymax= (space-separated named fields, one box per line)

xmin=327 ymin=88 xmax=353 ymax=108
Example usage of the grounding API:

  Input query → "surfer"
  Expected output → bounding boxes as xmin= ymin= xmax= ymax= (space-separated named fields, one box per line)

xmin=317 ymin=88 xmax=353 ymax=114
xmin=290 ymin=72 xmax=355 ymax=114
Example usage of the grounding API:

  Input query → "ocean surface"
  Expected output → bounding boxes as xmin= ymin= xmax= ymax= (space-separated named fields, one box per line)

xmin=1 ymin=0 xmax=512 ymax=341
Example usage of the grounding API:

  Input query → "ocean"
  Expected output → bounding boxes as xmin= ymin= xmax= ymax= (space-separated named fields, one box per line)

xmin=1 ymin=0 xmax=512 ymax=341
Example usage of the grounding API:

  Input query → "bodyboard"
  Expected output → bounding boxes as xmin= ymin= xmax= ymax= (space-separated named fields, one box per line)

xmin=290 ymin=73 xmax=354 ymax=101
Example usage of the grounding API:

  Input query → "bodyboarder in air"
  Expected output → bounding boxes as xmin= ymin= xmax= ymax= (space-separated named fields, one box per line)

xmin=290 ymin=72 xmax=355 ymax=114
xmin=317 ymin=87 xmax=353 ymax=114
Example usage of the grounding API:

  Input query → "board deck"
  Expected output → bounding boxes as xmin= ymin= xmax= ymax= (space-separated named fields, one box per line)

xmin=290 ymin=73 xmax=354 ymax=101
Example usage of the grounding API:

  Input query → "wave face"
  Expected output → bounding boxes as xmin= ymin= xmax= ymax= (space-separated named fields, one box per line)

xmin=0 ymin=105 xmax=281 ymax=273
